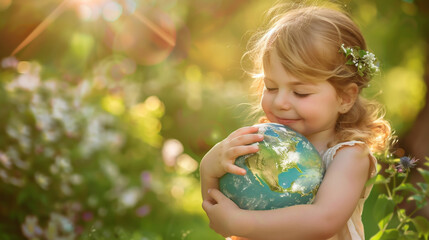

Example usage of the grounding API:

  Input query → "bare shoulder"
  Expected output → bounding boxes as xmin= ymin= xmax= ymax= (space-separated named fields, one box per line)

xmin=319 ymin=143 xmax=371 ymax=194
xmin=332 ymin=143 xmax=371 ymax=173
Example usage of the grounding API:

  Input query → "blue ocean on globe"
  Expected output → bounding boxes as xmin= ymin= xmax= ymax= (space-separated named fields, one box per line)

xmin=219 ymin=123 xmax=325 ymax=210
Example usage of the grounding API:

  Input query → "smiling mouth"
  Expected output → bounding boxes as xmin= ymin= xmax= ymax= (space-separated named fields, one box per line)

xmin=276 ymin=118 xmax=300 ymax=125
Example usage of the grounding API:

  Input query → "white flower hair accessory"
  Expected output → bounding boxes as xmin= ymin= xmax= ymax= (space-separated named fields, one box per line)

xmin=340 ymin=44 xmax=380 ymax=78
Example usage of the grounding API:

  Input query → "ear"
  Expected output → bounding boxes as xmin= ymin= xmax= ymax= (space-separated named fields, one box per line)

xmin=339 ymin=83 xmax=359 ymax=114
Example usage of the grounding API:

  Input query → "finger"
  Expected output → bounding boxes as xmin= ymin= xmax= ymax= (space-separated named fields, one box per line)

xmin=228 ymin=126 xmax=259 ymax=139
xmin=223 ymin=162 xmax=247 ymax=175
xmin=225 ymin=145 xmax=259 ymax=160
xmin=202 ymin=200 xmax=213 ymax=213
xmin=208 ymin=188 xmax=229 ymax=203
xmin=230 ymin=133 xmax=264 ymax=147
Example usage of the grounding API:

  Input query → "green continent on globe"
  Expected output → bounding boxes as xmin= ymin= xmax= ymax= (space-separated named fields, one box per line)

xmin=246 ymin=130 xmax=303 ymax=194
xmin=219 ymin=123 xmax=325 ymax=210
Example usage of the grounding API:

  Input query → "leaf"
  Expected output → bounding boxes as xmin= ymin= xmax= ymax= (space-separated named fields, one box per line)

xmin=378 ymin=212 xmax=393 ymax=230
xmin=380 ymin=229 xmax=400 ymax=240
xmin=385 ymin=167 xmax=397 ymax=175
xmin=374 ymin=194 xmax=395 ymax=223
xmin=367 ymin=174 xmax=389 ymax=186
xmin=408 ymin=194 xmax=428 ymax=209
xmin=397 ymin=172 xmax=407 ymax=178
xmin=412 ymin=216 xmax=429 ymax=239
xmin=393 ymin=195 xmax=404 ymax=204
xmin=370 ymin=229 xmax=400 ymax=240
xmin=417 ymin=200 xmax=429 ymax=209
xmin=417 ymin=168 xmax=429 ymax=183
xmin=397 ymin=209 xmax=408 ymax=223
xmin=370 ymin=230 xmax=384 ymax=240
xmin=401 ymin=223 xmax=409 ymax=231
xmin=394 ymin=183 xmax=418 ymax=194
xmin=347 ymin=48 xmax=353 ymax=55
xmin=17 ymin=191 xmax=28 ymax=205
xmin=416 ymin=182 xmax=428 ymax=194
xmin=375 ymin=174 xmax=390 ymax=184
xmin=403 ymin=232 xmax=420 ymax=240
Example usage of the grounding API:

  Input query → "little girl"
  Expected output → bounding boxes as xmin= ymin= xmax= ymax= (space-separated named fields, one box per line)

xmin=200 ymin=3 xmax=392 ymax=240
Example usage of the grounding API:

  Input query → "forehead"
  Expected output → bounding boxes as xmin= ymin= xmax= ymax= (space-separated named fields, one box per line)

xmin=263 ymin=49 xmax=315 ymax=85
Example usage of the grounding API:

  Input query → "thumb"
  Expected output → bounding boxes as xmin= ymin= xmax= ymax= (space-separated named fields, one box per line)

xmin=208 ymin=188 xmax=228 ymax=203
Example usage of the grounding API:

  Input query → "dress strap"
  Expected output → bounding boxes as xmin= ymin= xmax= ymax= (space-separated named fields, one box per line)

xmin=322 ymin=141 xmax=365 ymax=168
xmin=347 ymin=218 xmax=363 ymax=240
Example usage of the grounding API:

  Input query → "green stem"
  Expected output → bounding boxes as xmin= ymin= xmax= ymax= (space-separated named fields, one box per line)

xmin=392 ymin=172 xmax=408 ymax=196
xmin=385 ymin=182 xmax=392 ymax=199
xmin=392 ymin=172 xmax=412 ymax=232
xmin=396 ymin=207 xmax=419 ymax=230
xmin=393 ymin=173 xmax=397 ymax=191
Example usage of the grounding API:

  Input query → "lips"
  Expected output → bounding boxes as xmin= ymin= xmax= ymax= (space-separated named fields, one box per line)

xmin=275 ymin=117 xmax=300 ymax=125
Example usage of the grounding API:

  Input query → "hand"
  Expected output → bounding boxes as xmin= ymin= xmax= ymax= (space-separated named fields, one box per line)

xmin=202 ymin=188 xmax=246 ymax=237
xmin=200 ymin=126 xmax=263 ymax=179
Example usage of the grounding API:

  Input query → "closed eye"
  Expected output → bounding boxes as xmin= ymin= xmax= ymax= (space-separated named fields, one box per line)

xmin=265 ymin=87 xmax=278 ymax=92
xmin=294 ymin=92 xmax=310 ymax=98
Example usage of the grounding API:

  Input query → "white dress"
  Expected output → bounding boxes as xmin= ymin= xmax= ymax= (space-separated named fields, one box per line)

xmin=322 ymin=141 xmax=378 ymax=240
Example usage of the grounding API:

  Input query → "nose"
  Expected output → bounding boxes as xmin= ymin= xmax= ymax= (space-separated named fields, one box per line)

xmin=273 ymin=91 xmax=292 ymax=110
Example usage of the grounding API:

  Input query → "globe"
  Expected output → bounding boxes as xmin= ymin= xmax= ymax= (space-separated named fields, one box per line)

xmin=219 ymin=123 xmax=325 ymax=210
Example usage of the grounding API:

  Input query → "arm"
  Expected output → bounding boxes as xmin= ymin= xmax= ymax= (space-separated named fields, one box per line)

xmin=200 ymin=126 xmax=263 ymax=202
xmin=202 ymin=144 xmax=371 ymax=240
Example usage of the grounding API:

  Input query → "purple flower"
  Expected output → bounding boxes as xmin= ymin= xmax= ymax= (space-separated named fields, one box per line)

xmin=82 ymin=212 xmax=93 ymax=222
xmin=136 ymin=205 xmax=151 ymax=217
xmin=141 ymin=171 xmax=152 ymax=190
xmin=396 ymin=156 xmax=418 ymax=173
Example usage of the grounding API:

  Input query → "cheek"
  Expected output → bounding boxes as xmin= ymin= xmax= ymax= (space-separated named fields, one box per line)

xmin=299 ymin=96 xmax=339 ymax=118
xmin=296 ymin=97 xmax=328 ymax=116
xmin=260 ymin=94 xmax=271 ymax=113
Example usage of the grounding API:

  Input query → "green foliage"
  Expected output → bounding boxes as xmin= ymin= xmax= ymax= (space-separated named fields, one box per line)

xmin=0 ymin=0 xmax=428 ymax=239
xmin=0 ymin=59 xmax=231 ymax=239
xmin=339 ymin=44 xmax=380 ymax=77
xmin=369 ymin=156 xmax=429 ymax=240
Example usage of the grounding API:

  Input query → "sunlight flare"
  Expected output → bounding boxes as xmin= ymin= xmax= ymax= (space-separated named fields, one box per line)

xmin=11 ymin=0 xmax=72 ymax=56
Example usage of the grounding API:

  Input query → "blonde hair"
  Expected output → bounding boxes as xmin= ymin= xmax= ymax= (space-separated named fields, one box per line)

xmin=244 ymin=2 xmax=392 ymax=153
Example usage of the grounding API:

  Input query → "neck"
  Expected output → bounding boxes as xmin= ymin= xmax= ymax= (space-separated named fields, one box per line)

xmin=306 ymin=129 xmax=336 ymax=154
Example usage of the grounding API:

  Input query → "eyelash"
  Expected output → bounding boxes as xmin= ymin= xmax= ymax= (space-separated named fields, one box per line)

xmin=265 ymin=88 xmax=310 ymax=98
xmin=294 ymin=92 xmax=310 ymax=98
xmin=266 ymin=87 xmax=277 ymax=92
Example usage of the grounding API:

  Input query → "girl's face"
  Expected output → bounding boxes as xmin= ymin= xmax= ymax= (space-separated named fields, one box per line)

xmin=261 ymin=49 xmax=343 ymax=142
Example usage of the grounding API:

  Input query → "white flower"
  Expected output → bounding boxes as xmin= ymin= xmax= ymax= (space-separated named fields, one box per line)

xmin=363 ymin=52 xmax=376 ymax=63
xmin=340 ymin=44 xmax=379 ymax=78
xmin=35 ymin=172 xmax=50 ymax=190
xmin=21 ymin=215 xmax=43 ymax=238
xmin=340 ymin=44 xmax=346 ymax=52
xmin=120 ymin=188 xmax=142 ymax=208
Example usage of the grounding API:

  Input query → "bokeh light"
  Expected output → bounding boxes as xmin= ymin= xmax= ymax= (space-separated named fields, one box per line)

xmin=106 ymin=7 xmax=177 ymax=65
xmin=1 ymin=56 xmax=18 ymax=69
xmin=101 ymin=95 xmax=125 ymax=116
xmin=176 ymin=154 xmax=198 ymax=175
xmin=162 ymin=139 xmax=184 ymax=167
xmin=102 ymin=1 xmax=122 ymax=22
xmin=17 ymin=61 xmax=31 ymax=74
xmin=128 ymin=95 xmax=165 ymax=147
xmin=74 ymin=0 xmax=123 ymax=22
xmin=0 ymin=0 xmax=11 ymax=11
xmin=76 ymin=3 xmax=101 ymax=21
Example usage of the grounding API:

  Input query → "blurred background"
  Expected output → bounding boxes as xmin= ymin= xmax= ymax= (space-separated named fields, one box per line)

xmin=0 ymin=0 xmax=427 ymax=239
